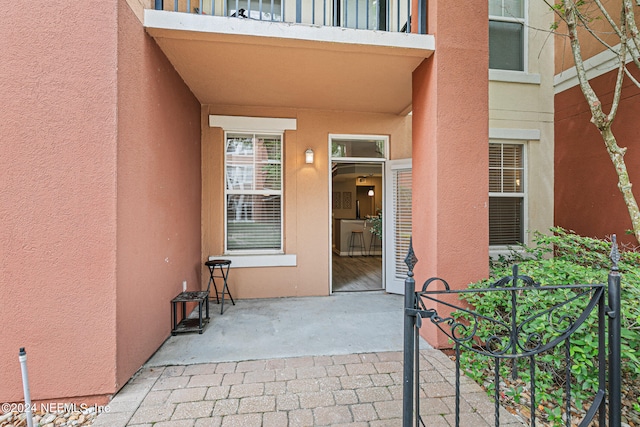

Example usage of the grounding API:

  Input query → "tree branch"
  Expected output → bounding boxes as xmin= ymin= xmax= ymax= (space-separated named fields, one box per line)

xmin=564 ymin=0 xmax=609 ymax=129
xmin=624 ymin=66 xmax=640 ymax=88
xmin=623 ymin=0 xmax=640 ymax=69
xmin=593 ymin=0 xmax=623 ymax=37
xmin=608 ymin=33 xmax=627 ymax=123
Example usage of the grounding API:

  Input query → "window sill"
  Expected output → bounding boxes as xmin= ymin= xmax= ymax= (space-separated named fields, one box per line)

xmin=489 ymin=69 xmax=541 ymax=85
xmin=489 ymin=246 xmax=527 ymax=259
xmin=208 ymin=254 xmax=297 ymax=268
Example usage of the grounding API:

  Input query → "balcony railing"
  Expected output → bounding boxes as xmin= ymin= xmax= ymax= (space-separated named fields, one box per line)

xmin=154 ymin=0 xmax=427 ymax=34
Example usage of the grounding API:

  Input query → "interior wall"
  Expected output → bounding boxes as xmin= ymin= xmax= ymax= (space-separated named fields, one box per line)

xmin=555 ymin=67 xmax=640 ymax=245
xmin=116 ymin=1 xmax=202 ymax=389
xmin=0 ymin=1 xmax=119 ymax=402
xmin=202 ymin=105 xmax=411 ymax=298
xmin=332 ymin=173 xmax=382 ymax=220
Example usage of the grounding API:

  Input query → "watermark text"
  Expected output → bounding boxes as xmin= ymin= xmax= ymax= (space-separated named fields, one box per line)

xmin=1 ymin=402 xmax=110 ymax=414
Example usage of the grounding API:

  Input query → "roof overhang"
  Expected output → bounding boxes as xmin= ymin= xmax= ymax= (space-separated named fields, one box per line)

xmin=144 ymin=9 xmax=434 ymax=114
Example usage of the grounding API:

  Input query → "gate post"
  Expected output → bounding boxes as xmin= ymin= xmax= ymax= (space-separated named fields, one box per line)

xmin=608 ymin=235 xmax=622 ymax=427
xmin=403 ymin=240 xmax=418 ymax=427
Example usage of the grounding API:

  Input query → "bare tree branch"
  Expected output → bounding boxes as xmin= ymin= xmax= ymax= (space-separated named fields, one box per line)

xmin=623 ymin=0 xmax=640 ymax=68
xmin=608 ymin=14 xmax=627 ymax=123
xmin=624 ymin=65 xmax=640 ymax=87
xmin=594 ymin=0 xmax=623 ymax=37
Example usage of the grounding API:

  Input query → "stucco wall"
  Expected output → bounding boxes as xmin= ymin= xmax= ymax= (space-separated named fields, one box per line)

xmin=0 ymin=2 xmax=119 ymax=402
xmin=116 ymin=1 xmax=202 ymax=389
xmin=489 ymin=0 xmax=555 ymax=246
xmin=554 ymin=0 xmax=622 ymax=75
xmin=201 ymin=105 xmax=411 ymax=298
xmin=412 ymin=0 xmax=489 ymax=348
xmin=555 ymin=68 xmax=640 ymax=245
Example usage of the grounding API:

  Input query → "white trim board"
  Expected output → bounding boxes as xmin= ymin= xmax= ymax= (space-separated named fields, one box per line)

xmin=208 ymin=254 xmax=297 ymax=268
xmin=490 ymin=69 xmax=541 ymax=85
xmin=489 ymin=128 xmax=540 ymax=140
xmin=554 ymin=43 xmax=631 ymax=94
xmin=209 ymin=115 xmax=297 ymax=131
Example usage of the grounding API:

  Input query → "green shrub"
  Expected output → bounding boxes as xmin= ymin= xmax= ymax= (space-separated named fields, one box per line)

xmin=457 ymin=228 xmax=640 ymax=421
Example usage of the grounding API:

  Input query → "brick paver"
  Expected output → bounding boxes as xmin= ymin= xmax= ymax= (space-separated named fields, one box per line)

xmin=93 ymin=350 xmax=525 ymax=426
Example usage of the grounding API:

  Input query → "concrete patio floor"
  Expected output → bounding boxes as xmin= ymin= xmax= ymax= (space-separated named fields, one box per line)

xmin=92 ymin=292 xmax=524 ymax=426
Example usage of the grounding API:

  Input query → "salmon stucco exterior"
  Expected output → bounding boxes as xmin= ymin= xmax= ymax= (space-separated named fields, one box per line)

xmin=0 ymin=0 xmax=555 ymax=405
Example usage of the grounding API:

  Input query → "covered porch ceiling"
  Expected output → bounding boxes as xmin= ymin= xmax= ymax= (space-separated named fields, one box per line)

xmin=144 ymin=10 xmax=435 ymax=115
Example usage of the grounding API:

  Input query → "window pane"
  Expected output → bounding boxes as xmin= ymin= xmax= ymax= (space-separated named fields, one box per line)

xmin=489 ymin=197 xmax=523 ymax=245
xmin=489 ymin=0 xmax=524 ymax=18
xmin=331 ymin=139 xmax=385 ymax=158
xmin=489 ymin=0 xmax=503 ymax=16
xmin=504 ymin=0 xmax=524 ymax=18
xmin=489 ymin=143 xmax=524 ymax=193
xmin=255 ymin=136 xmax=281 ymax=191
xmin=225 ymin=132 xmax=283 ymax=252
xmin=503 ymin=169 xmax=523 ymax=192
xmin=489 ymin=169 xmax=501 ymax=192
xmin=226 ymin=135 xmax=255 ymax=191
xmin=489 ymin=20 xmax=524 ymax=71
xmin=489 ymin=144 xmax=502 ymax=168
xmin=227 ymin=195 xmax=282 ymax=250
xmin=502 ymin=144 xmax=523 ymax=168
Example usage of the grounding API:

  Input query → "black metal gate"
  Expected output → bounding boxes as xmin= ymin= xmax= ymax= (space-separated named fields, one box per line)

xmin=402 ymin=238 xmax=622 ymax=427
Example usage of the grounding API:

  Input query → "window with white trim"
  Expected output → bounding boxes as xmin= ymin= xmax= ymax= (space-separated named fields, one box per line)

xmin=489 ymin=0 xmax=525 ymax=71
xmin=225 ymin=132 xmax=283 ymax=252
xmin=489 ymin=142 xmax=525 ymax=246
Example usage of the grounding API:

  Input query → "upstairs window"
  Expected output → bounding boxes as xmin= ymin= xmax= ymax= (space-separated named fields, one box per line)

xmin=489 ymin=142 xmax=525 ymax=246
xmin=225 ymin=132 xmax=283 ymax=252
xmin=489 ymin=0 xmax=525 ymax=71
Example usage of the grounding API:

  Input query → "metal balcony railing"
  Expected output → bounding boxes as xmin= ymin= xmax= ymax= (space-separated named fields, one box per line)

xmin=154 ymin=0 xmax=427 ymax=34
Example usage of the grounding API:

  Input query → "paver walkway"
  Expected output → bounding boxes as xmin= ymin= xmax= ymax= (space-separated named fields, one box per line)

xmin=92 ymin=350 xmax=524 ymax=427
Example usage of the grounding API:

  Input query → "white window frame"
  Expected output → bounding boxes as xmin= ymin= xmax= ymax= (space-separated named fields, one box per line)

xmin=224 ymin=131 xmax=284 ymax=255
xmin=489 ymin=0 xmax=528 ymax=74
xmin=489 ymin=139 xmax=528 ymax=254
xmin=209 ymin=115 xmax=297 ymax=268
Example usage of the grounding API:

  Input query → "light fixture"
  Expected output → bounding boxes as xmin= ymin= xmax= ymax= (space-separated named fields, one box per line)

xmin=368 ymin=187 xmax=374 ymax=197
xmin=305 ymin=148 xmax=314 ymax=164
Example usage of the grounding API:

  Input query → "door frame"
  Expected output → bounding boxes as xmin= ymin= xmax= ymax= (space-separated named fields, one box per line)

xmin=328 ymin=134 xmax=389 ymax=294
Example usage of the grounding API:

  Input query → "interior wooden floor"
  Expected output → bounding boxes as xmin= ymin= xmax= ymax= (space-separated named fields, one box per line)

xmin=332 ymin=253 xmax=383 ymax=292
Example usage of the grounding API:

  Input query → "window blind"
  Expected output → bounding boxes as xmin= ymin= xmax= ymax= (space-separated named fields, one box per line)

xmin=225 ymin=133 xmax=283 ymax=252
xmin=489 ymin=197 xmax=523 ymax=245
xmin=489 ymin=142 xmax=525 ymax=246
xmin=393 ymin=169 xmax=412 ymax=279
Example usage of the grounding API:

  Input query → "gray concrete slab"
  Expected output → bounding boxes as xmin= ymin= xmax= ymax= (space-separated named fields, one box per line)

xmin=146 ymin=291 xmax=430 ymax=367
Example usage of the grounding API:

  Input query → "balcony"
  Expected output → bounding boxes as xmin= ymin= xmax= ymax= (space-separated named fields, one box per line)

xmin=144 ymin=0 xmax=434 ymax=114
xmin=154 ymin=0 xmax=426 ymax=33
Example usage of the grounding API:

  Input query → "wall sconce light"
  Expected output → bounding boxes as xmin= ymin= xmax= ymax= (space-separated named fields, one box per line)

xmin=305 ymin=148 xmax=314 ymax=164
xmin=368 ymin=187 xmax=374 ymax=197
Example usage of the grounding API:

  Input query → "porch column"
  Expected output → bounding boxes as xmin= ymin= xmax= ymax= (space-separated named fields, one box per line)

xmin=410 ymin=0 xmax=489 ymax=348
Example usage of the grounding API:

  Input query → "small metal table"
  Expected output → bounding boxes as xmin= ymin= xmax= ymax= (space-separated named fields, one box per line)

xmin=205 ymin=259 xmax=235 ymax=314
xmin=171 ymin=290 xmax=210 ymax=335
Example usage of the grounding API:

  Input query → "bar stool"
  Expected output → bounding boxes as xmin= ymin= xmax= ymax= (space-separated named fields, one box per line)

xmin=368 ymin=233 xmax=382 ymax=256
xmin=205 ymin=259 xmax=235 ymax=314
xmin=348 ymin=230 xmax=366 ymax=257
